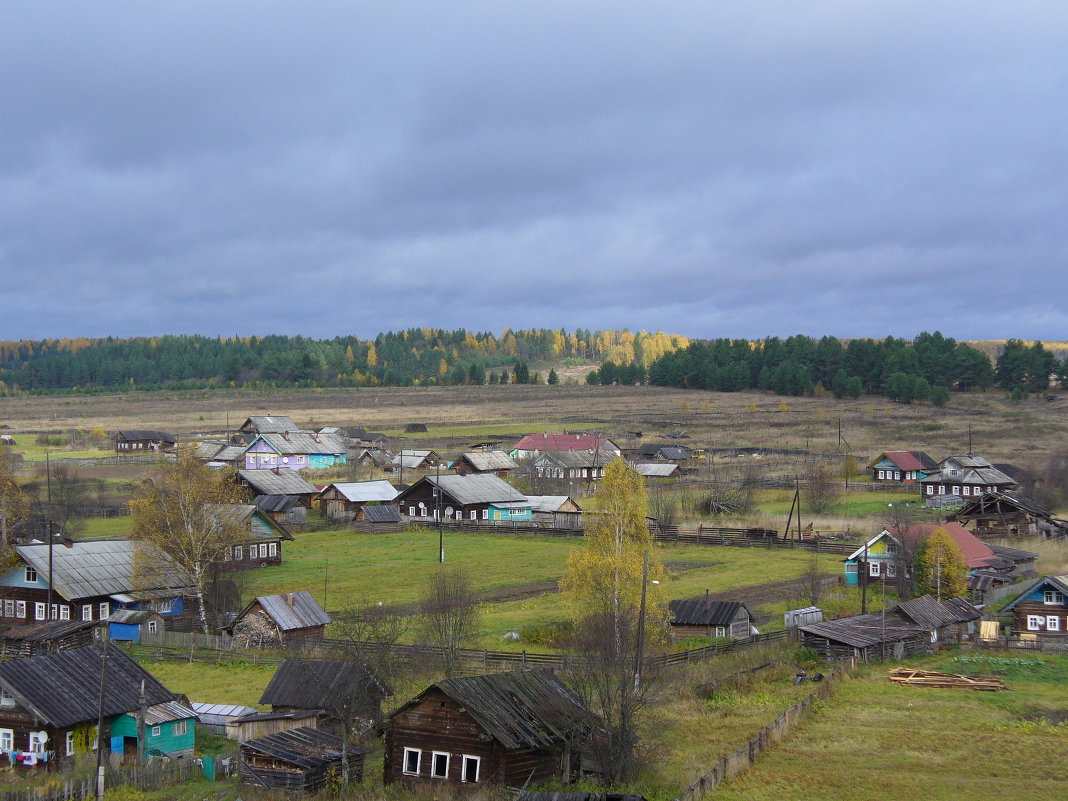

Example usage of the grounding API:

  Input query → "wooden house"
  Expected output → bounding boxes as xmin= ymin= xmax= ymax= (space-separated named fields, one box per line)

xmin=453 ymin=451 xmax=520 ymax=477
xmin=230 ymin=710 xmax=321 ymax=742
xmin=843 ymin=524 xmax=999 ymax=587
xmin=210 ymin=504 xmax=293 ymax=569
xmin=259 ymin=658 xmax=391 ymax=734
xmin=240 ymin=726 xmax=369 ymax=793
xmin=388 ymin=449 xmax=441 ymax=473
xmin=242 ymin=431 xmax=347 ymax=471
xmin=526 ymin=496 xmax=582 ymax=528
xmin=384 ymin=669 xmax=600 ymax=788
xmin=919 ymin=455 xmax=1017 ymax=504
xmin=239 ymin=416 xmax=299 ymax=437
xmin=866 ymin=451 xmax=937 ymax=483
xmin=397 ymin=474 xmax=532 ymax=522
xmin=0 ymin=642 xmax=191 ymax=768
xmin=230 ymin=591 xmax=331 ymax=647
xmin=1 ymin=540 xmax=195 ymax=629
xmin=951 ymin=490 xmax=1068 ymax=538
xmin=629 ymin=462 xmax=679 ymax=480
xmin=238 ymin=469 xmax=319 ymax=525
xmin=510 ymin=434 xmax=620 ymax=460
xmin=106 ymin=609 xmax=164 ymax=643
xmin=110 ymin=700 xmax=197 ymax=760
xmin=316 ymin=480 xmax=399 ymax=521
xmin=1001 ymin=575 xmax=1068 ymax=636
xmin=532 ymin=449 xmax=617 ymax=483
xmin=638 ymin=444 xmax=692 ymax=462
xmin=892 ymin=595 xmax=980 ymax=645
xmin=0 ymin=619 xmax=101 ymax=659
xmin=112 ymin=430 xmax=177 ymax=453
xmin=668 ymin=597 xmax=752 ymax=640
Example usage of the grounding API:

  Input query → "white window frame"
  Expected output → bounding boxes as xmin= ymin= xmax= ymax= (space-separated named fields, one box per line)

xmin=894 ymin=471 xmax=901 ymax=480
xmin=887 ymin=562 xmax=897 ymax=578
xmin=951 ymin=485 xmax=960 ymax=495
xmin=926 ymin=485 xmax=934 ymax=495
xmin=16 ymin=601 xmax=25 ymax=618
xmin=1043 ymin=590 xmax=1065 ymax=605
xmin=715 ymin=626 xmax=726 ymax=638
xmin=99 ymin=602 xmax=110 ymax=619
xmin=0 ymin=729 xmax=12 ymax=751
xmin=29 ymin=731 xmax=47 ymax=753
xmin=461 ymin=754 xmax=480 ymax=783
xmin=66 ymin=730 xmax=75 ymax=756
xmin=223 ymin=547 xmax=232 ymax=561
xmin=402 ymin=747 xmax=421 ymax=776
xmin=1026 ymin=615 xmax=1043 ymax=630
xmin=0 ymin=690 xmax=14 ymax=708
xmin=3 ymin=600 xmax=12 ymax=617
xmin=151 ymin=725 xmax=161 ymax=737
xmin=481 ymin=509 xmax=489 ymax=520
xmin=1047 ymin=616 xmax=1060 ymax=632
xmin=877 ymin=470 xmax=885 ymax=480
xmin=408 ymin=506 xmax=416 ymax=517
xmin=24 ymin=566 xmax=37 ymax=583
xmin=869 ymin=561 xmax=881 ymax=577
xmin=470 ymin=510 xmax=477 ymax=520
xmin=268 ymin=542 xmax=277 ymax=557
xmin=35 ymin=602 xmax=46 ymax=621
xmin=233 ymin=545 xmax=243 ymax=560
xmin=148 ymin=620 xmax=158 ymax=633
xmin=83 ymin=605 xmax=93 ymax=621
xmin=173 ymin=720 xmax=188 ymax=736
xmin=844 ymin=562 xmax=858 ymax=574
xmin=60 ymin=605 xmax=70 ymax=620
xmin=962 ymin=486 xmax=970 ymax=496
xmin=430 ymin=751 xmax=450 ymax=779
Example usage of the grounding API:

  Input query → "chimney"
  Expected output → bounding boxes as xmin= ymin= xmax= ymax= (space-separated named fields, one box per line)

xmin=704 ymin=588 xmax=710 ymax=608
xmin=286 ymin=593 xmax=295 ymax=607
xmin=63 ymin=537 xmax=75 ymax=549
xmin=283 ymin=431 xmax=290 ymax=441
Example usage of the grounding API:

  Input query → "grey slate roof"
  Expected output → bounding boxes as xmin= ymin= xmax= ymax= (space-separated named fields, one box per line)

xmin=417 ymin=669 xmax=597 ymax=750
xmin=242 ymin=416 xmax=298 ymax=434
xmin=893 ymin=595 xmax=980 ymax=629
xmin=922 ymin=455 xmax=1016 ymax=487
xmin=253 ymin=432 xmax=346 ymax=456
xmin=252 ymin=495 xmax=302 ymax=514
xmin=799 ymin=614 xmax=927 ymax=649
xmin=459 ymin=451 xmax=519 ymax=472
xmin=534 ymin=449 xmax=617 ymax=470
xmin=241 ymin=591 xmax=331 ymax=632
xmin=322 ymin=480 xmax=398 ymax=503
xmin=242 ymin=726 xmax=369 ymax=769
xmin=525 ymin=495 xmax=579 ymax=513
xmin=191 ymin=702 xmax=257 ymax=725
xmin=108 ymin=609 xmax=161 ymax=625
xmin=114 ymin=430 xmax=176 ymax=443
xmin=0 ymin=642 xmax=178 ymax=728
xmin=0 ymin=618 xmax=99 ymax=642
xmin=239 ymin=468 xmax=319 ymax=497
xmin=16 ymin=540 xmax=193 ymax=602
xmin=204 ymin=504 xmax=293 ymax=541
xmin=422 ymin=473 xmax=528 ymax=506
xmin=669 ymin=598 xmax=748 ymax=627
xmin=363 ymin=505 xmax=401 ymax=523
xmin=629 ymin=462 xmax=678 ymax=478
xmin=142 ymin=700 xmax=197 ymax=726
xmin=260 ymin=659 xmax=388 ymax=710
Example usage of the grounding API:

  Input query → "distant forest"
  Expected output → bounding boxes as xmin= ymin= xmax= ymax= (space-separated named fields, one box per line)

xmin=599 ymin=333 xmax=1065 ymax=404
xmin=0 ymin=329 xmax=686 ymax=394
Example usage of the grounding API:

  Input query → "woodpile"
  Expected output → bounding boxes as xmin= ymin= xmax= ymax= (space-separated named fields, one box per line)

xmin=888 ymin=668 xmax=1008 ymax=691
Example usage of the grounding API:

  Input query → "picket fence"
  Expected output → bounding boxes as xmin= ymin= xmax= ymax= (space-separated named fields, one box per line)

xmin=673 ymin=670 xmax=841 ymax=801
xmin=0 ymin=754 xmax=215 ymax=801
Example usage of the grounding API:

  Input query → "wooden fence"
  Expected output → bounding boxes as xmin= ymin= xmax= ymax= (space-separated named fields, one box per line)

xmin=673 ymin=670 xmax=841 ymax=801
xmin=0 ymin=753 xmax=217 ymax=801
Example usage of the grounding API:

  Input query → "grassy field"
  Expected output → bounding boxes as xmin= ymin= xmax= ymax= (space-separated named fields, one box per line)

xmin=137 ymin=659 xmax=277 ymax=708
xmin=712 ymin=650 xmax=1068 ymax=801
xmin=241 ymin=528 xmax=820 ymax=648
xmin=80 ymin=515 xmax=133 ymax=538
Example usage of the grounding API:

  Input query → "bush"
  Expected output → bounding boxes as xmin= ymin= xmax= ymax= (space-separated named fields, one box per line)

xmin=518 ymin=620 xmax=573 ymax=647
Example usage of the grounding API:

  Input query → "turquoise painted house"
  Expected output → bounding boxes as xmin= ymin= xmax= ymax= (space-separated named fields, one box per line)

xmin=243 ymin=432 xmax=346 ymax=471
xmin=110 ymin=700 xmax=197 ymax=759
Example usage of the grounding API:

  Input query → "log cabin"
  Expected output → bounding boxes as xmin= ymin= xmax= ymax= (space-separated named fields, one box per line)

xmin=1001 ymin=575 xmax=1068 ymax=637
xmin=397 ymin=474 xmax=532 ymax=522
xmin=240 ymin=726 xmax=369 ymax=792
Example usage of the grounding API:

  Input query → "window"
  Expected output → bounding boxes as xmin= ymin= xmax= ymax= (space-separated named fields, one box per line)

xmin=148 ymin=620 xmax=158 ymax=634
xmin=268 ymin=542 xmax=277 ymax=557
xmin=715 ymin=626 xmax=726 ymax=638
xmin=3 ymin=600 xmax=12 ymax=617
xmin=431 ymin=751 xmax=449 ymax=779
xmin=869 ymin=561 xmax=880 ymax=577
xmin=1047 ymin=616 xmax=1061 ymax=632
xmin=99 ymin=602 xmax=110 ymax=619
xmin=481 ymin=509 xmax=489 ymax=520
xmin=938 ymin=486 xmax=946 ymax=495
xmin=878 ymin=470 xmax=885 ymax=480
xmin=0 ymin=729 xmax=12 ymax=751
xmin=887 ymin=562 xmax=897 ymax=578
xmin=462 ymin=755 xmax=480 ymax=783
xmin=24 ymin=567 xmax=37 ymax=583
xmin=951 ymin=486 xmax=960 ymax=495
xmin=844 ymin=562 xmax=858 ymax=574
xmin=29 ymin=732 xmax=47 ymax=753
xmin=16 ymin=601 xmax=25 ymax=618
xmin=233 ymin=545 xmax=243 ymax=561
xmin=83 ymin=605 xmax=93 ymax=621
xmin=35 ymin=602 xmax=46 ymax=621
xmin=92 ymin=726 xmax=98 ymax=750
xmin=66 ymin=731 xmax=74 ymax=756
xmin=59 ymin=606 xmax=70 ymax=621
xmin=1027 ymin=615 xmax=1043 ymax=630
xmin=887 ymin=542 xmax=898 ymax=556
xmin=962 ymin=486 xmax=970 ymax=496
xmin=223 ymin=547 xmax=232 ymax=561
xmin=50 ymin=604 xmax=59 ymax=620
xmin=409 ymin=506 xmax=416 ymax=517
xmin=0 ymin=689 xmax=14 ymax=707
xmin=470 ymin=510 xmax=477 ymax=520
xmin=926 ymin=485 xmax=934 ymax=495
xmin=402 ymin=748 xmax=421 ymax=775
xmin=151 ymin=726 xmax=161 ymax=737
xmin=894 ymin=471 xmax=901 ymax=480
xmin=173 ymin=720 xmax=188 ymax=736
xmin=1043 ymin=590 xmax=1065 ymax=605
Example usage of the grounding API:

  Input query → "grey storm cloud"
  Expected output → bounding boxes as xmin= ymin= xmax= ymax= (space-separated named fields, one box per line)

xmin=2 ymin=2 xmax=1067 ymax=341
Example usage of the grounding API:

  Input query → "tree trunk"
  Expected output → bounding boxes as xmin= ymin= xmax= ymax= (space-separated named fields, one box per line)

xmin=194 ymin=571 xmax=211 ymax=635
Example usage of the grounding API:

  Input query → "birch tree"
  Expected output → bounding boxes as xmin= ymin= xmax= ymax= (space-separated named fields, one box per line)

xmin=917 ymin=527 xmax=968 ymax=600
xmin=129 ymin=450 xmax=247 ymax=634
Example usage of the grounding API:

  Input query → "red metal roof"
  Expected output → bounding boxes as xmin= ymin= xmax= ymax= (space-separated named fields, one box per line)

xmin=889 ymin=523 xmax=995 ymax=570
xmin=514 ymin=433 xmax=610 ymax=452
xmin=879 ymin=451 xmax=925 ymax=471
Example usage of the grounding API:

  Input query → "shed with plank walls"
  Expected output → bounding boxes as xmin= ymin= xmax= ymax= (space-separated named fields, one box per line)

xmin=240 ymin=726 xmax=369 ymax=792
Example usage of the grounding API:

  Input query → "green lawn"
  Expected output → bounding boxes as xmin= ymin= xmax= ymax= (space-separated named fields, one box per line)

xmin=137 ymin=659 xmax=277 ymax=708
xmin=80 ymin=515 xmax=133 ymax=538
xmin=10 ymin=442 xmax=116 ymax=462
xmin=755 ymin=489 xmax=922 ymax=517
xmin=712 ymin=650 xmax=1068 ymax=801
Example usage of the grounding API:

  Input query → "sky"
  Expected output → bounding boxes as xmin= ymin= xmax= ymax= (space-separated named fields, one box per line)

xmin=2 ymin=2 xmax=1067 ymax=342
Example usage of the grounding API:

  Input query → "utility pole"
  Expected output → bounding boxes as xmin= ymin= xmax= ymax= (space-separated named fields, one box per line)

xmin=861 ymin=539 xmax=869 ymax=615
xmin=633 ymin=551 xmax=650 ymax=691
xmin=46 ymin=452 xmax=53 ymax=620
xmin=136 ymin=679 xmax=147 ymax=767
xmin=95 ymin=638 xmax=111 ymax=801
xmin=436 ymin=462 xmax=444 ymax=563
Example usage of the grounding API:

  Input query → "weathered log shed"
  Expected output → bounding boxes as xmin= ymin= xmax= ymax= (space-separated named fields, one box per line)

xmin=240 ymin=726 xmax=369 ymax=792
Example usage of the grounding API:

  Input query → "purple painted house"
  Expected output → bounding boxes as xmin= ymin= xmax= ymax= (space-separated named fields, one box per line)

xmin=243 ymin=432 xmax=347 ymax=471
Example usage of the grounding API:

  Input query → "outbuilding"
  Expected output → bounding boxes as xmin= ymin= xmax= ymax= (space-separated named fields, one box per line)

xmin=240 ymin=726 xmax=369 ymax=792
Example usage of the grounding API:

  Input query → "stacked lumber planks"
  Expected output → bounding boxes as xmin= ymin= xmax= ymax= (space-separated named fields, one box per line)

xmin=888 ymin=668 xmax=1007 ymax=691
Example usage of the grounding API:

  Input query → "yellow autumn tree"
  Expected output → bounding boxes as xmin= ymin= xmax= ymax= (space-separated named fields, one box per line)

xmin=366 ymin=344 xmax=378 ymax=367
xmin=917 ymin=527 xmax=969 ymax=600
xmin=560 ymin=459 xmax=667 ymax=650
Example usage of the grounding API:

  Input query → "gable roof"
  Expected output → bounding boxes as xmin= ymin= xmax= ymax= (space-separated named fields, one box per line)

xmin=239 ymin=591 xmax=331 ymax=632
xmin=534 ymin=449 xmax=617 ymax=469
xmin=1002 ymin=575 xmax=1068 ymax=612
xmin=0 ymin=642 xmax=178 ymax=728
xmin=893 ymin=595 xmax=980 ymax=628
xmin=0 ymin=618 xmax=99 ymax=643
xmin=260 ymin=659 xmax=388 ymax=709
xmin=241 ymin=416 xmax=298 ymax=434
xmin=400 ymin=474 xmax=528 ymax=507
xmin=799 ymin=613 xmax=928 ymax=648
xmin=458 ymin=451 xmax=520 ymax=472
xmin=239 ymin=469 xmax=319 ymax=497
xmin=242 ymin=726 xmax=369 ymax=769
xmin=887 ymin=523 xmax=995 ymax=570
xmin=405 ymin=669 xmax=597 ymax=750
xmin=204 ymin=504 xmax=294 ymax=541
xmin=320 ymin=480 xmax=398 ymax=503
xmin=363 ymin=505 xmax=401 ymax=523
xmin=525 ymin=496 xmax=580 ymax=513
xmin=514 ymin=434 xmax=618 ymax=453
xmin=630 ymin=462 xmax=678 ymax=478
xmin=250 ymin=432 xmax=346 ymax=456
xmin=15 ymin=540 xmax=193 ymax=602
xmin=867 ymin=450 xmax=937 ymax=472
xmin=114 ymin=430 xmax=176 ymax=444
xmin=922 ymin=455 xmax=1016 ymax=487
xmin=669 ymin=598 xmax=748 ymax=627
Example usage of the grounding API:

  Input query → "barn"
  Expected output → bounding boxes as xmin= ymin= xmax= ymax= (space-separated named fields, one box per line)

xmin=240 ymin=726 xmax=369 ymax=792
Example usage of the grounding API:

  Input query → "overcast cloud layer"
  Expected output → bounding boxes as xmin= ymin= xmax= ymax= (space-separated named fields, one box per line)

xmin=2 ymin=2 xmax=1067 ymax=341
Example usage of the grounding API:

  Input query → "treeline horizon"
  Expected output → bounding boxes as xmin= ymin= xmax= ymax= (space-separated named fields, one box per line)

xmin=0 ymin=328 xmax=686 ymax=394
xmin=613 ymin=333 xmax=1064 ymax=404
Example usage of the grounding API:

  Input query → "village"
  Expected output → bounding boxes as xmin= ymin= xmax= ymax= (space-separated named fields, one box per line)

xmin=0 ymin=392 xmax=1065 ymax=801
